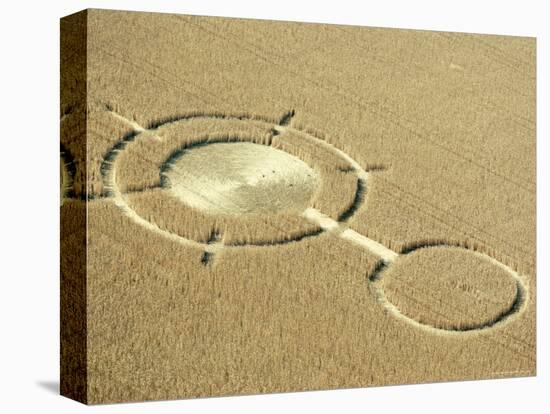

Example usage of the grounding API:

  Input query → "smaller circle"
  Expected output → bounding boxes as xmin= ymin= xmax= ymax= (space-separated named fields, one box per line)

xmin=163 ymin=142 xmax=320 ymax=215
xmin=379 ymin=246 xmax=520 ymax=331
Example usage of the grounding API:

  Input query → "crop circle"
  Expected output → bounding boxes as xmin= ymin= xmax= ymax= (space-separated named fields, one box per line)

xmin=163 ymin=142 xmax=320 ymax=215
xmin=377 ymin=246 xmax=522 ymax=331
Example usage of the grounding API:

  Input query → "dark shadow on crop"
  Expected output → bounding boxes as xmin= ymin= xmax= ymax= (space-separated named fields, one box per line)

xmin=146 ymin=109 xmax=288 ymax=130
xmin=227 ymin=227 xmax=325 ymax=247
xmin=399 ymin=239 xmax=464 ymax=255
xmin=338 ymin=177 xmax=367 ymax=222
xmin=99 ymin=130 xmax=142 ymax=197
xmin=278 ymin=109 xmax=295 ymax=126
xmin=201 ymin=231 xmax=223 ymax=266
xmin=368 ymin=260 xmax=388 ymax=282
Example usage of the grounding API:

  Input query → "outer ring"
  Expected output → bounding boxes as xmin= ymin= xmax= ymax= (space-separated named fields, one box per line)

xmin=103 ymin=113 xmax=371 ymax=251
xmin=370 ymin=244 xmax=528 ymax=334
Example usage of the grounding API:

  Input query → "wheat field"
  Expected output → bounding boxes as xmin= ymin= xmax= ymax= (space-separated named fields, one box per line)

xmin=61 ymin=9 xmax=536 ymax=404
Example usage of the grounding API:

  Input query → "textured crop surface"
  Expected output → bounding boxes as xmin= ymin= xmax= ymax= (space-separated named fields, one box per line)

xmin=60 ymin=9 xmax=536 ymax=405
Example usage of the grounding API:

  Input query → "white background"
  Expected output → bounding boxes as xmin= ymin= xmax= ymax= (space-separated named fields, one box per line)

xmin=0 ymin=0 xmax=547 ymax=412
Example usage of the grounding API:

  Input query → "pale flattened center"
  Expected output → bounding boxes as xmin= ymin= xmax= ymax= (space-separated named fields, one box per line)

xmin=163 ymin=142 xmax=320 ymax=215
